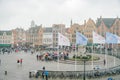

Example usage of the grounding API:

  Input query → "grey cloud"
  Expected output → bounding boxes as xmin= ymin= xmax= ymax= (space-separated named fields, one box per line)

xmin=0 ymin=0 xmax=120 ymax=30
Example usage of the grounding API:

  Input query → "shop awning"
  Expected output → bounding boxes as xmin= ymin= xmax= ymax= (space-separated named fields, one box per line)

xmin=0 ymin=44 xmax=11 ymax=47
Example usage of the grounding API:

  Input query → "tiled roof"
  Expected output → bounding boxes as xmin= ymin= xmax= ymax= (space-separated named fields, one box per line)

xmin=0 ymin=30 xmax=12 ymax=35
xmin=96 ymin=18 xmax=116 ymax=28
xmin=43 ymin=27 xmax=52 ymax=32
xmin=28 ymin=26 xmax=41 ymax=33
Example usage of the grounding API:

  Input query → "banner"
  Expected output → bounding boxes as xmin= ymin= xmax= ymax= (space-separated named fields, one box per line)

xmin=93 ymin=31 xmax=105 ymax=44
xmin=114 ymin=34 xmax=120 ymax=43
xmin=106 ymin=32 xmax=118 ymax=44
xmin=58 ymin=32 xmax=70 ymax=46
xmin=76 ymin=31 xmax=88 ymax=45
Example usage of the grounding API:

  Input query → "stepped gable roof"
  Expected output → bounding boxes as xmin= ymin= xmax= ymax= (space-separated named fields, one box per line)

xmin=96 ymin=18 xmax=116 ymax=28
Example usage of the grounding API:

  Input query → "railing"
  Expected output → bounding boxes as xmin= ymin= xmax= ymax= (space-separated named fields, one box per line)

xmin=29 ymin=65 xmax=120 ymax=79
xmin=29 ymin=48 xmax=120 ymax=79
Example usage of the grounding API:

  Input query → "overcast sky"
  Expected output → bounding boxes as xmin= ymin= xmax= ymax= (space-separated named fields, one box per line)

xmin=0 ymin=0 xmax=120 ymax=30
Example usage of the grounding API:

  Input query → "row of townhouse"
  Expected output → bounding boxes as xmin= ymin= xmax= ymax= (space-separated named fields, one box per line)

xmin=0 ymin=21 xmax=66 ymax=48
xmin=0 ymin=16 xmax=120 ymax=48
xmin=0 ymin=31 xmax=14 ymax=47
xmin=69 ymin=16 xmax=120 ymax=46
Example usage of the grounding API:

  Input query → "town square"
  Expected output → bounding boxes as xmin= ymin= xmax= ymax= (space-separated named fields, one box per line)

xmin=0 ymin=0 xmax=120 ymax=80
xmin=0 ymin=46 xmax=120 ymax=80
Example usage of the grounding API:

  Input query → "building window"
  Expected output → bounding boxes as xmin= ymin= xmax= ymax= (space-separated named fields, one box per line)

xmin=56 ymin=38 xmax=58 ymax=41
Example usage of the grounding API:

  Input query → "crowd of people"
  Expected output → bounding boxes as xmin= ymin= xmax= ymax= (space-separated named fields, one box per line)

xmin=36 ymin=51 xmax=69 ymax=62
xmin=0 ymin=46 xmax=120 ymax=80
xmin=0 ymin=47 xmax=27 ymax=54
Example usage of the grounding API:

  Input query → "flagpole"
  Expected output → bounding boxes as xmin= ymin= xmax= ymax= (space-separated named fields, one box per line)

xmin=57 ymin=45 xmax=60 ymax=71
xmin=101 ymin=25 xmax=106 ymax=68
xmin=113 ymin=27 xmax=116 ymax=67
xmin=114 ymin=25 xmax=117 ymax=67
xmin=57 ymin=32 xmax=60 ymax=71
xmin=112 ymin=43 xmax=116 ymax=67
xmin=76 ymin=31 xmax=88 ymax=71
xmin=92 ymin=31 xmax=95 ymax=70
xmin=75 ymin=44 xmax=77 ymax=71
xmin=104 ymin=42 xmax=106 ymax=67
xmin=115 ymin=37 xmax=118 ymax=67
xmin=116 ymin=42 xmax=118 ymax=63
xmin=106 ymin=32 xmax=119 ymax=68
xmin=113 ymin=44 xmax=116 ymax=66
xmin=105 ymin=43 xmax=107 ymax=68
xmin=75 ymin=31 xmax=77 ymax=71
xmin=91 ymin=43 xmax=94 ymax=70
xmin=106 ymin=33 xmax=109 ymax=68
xmin=104 ymin=32 xmax=107 ymax=68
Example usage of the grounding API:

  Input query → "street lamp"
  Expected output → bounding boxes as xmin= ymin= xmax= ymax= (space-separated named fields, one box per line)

xmin=82 ymin=55 xmax=90 ymax=80
xmin=83 ymin=60 xmax=86 ymax=80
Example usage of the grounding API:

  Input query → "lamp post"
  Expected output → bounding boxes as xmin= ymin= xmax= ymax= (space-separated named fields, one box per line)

xmin=82 ymin=55 xmax=89 ymax=80
xmin=83 ymin=60 xmax=86 ymax=80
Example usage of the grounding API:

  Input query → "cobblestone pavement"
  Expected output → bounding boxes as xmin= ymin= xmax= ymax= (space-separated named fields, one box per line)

xmin=0 ymin=51 xmax=120 ymax=80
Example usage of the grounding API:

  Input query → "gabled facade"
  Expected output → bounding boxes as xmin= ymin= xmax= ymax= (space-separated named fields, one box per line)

xmin=12 ymin=28 xmax=26 ymax=46
xmin=68 ymin=23 xmax=85 ymax=51
xmin=70 ymin=23 xmax=80 ymax=44
xmin=26 ymin=25 xmax=43 ymax=47
xmin=84 ymin=18 xmax=96 ymax=43
xmin=110 ymin=17 xmax=120 ymax=36
xmin=65 ymin=28 xmax=72 ymax=44
xmin=96 ymin=17 xmax=114 ymax=37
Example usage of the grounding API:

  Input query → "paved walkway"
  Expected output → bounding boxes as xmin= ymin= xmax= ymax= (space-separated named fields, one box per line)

xmin=0 ymin=51 xmax=120 ymax=80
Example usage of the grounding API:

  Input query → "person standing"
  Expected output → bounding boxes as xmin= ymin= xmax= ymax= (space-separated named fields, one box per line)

xmin=36 ymin=55 xmax=39 ymax=60
xmin=42 ymin=66 xmax=45 ymax=80
xmin=104 ymin=59 xmax=106 ymax=66
xmin=45 ymin=70 xmax=49 ymax=80
xmin=20 ymin=59 xmax=23 ymax=65
xmin=0 ymin=59 xmax=1 ymax=65
xmin=5 ymin=71 xmax=7 ymax=75
xmin=17 ymin=59 xmax=19 ymax=64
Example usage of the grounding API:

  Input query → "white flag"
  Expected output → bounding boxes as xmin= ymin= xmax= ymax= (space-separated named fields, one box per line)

xmin=118 ymin=36 xmax=120 ymax=43
xmin=114 ymin=34 xmax=120 ymax=43
xmin=58 ymin=32 xmax=70 ymax=46
xmin=93 ymin=31 xmax=105 ymax=44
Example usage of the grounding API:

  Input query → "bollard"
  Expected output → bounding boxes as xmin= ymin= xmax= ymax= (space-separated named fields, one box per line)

xmin=29 ymin=72 xmax=32 ymax=78
xmin=5 ymin=71 xmax=7 ymax=75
